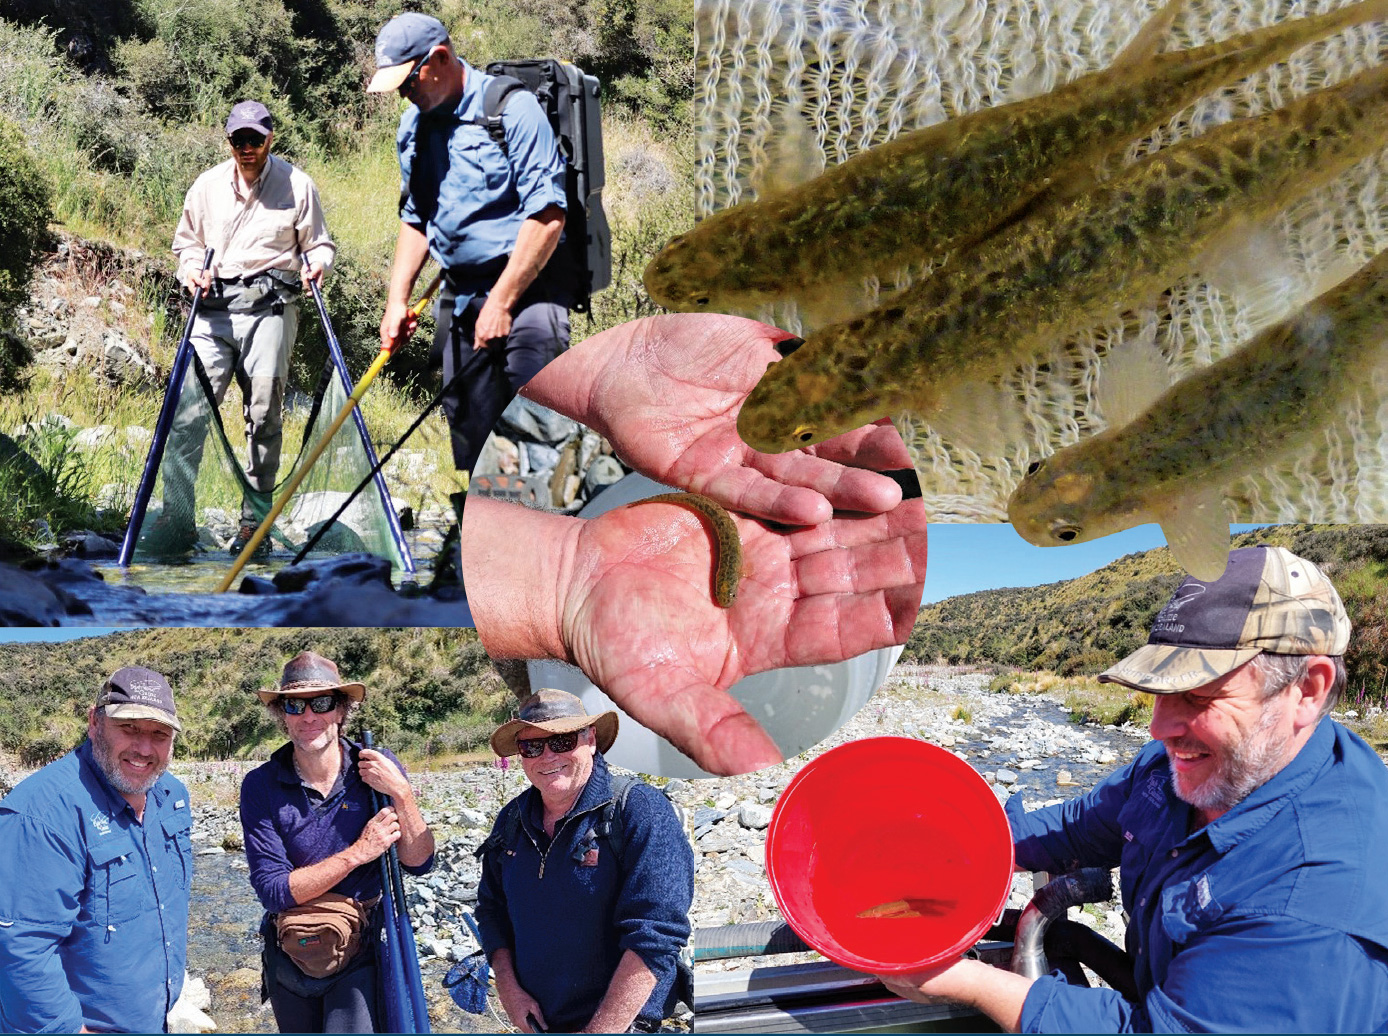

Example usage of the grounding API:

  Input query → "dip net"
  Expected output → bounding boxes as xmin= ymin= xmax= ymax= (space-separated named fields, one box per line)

xmin=695 ymin=0 xmax=1388 ymax=523
xmin=129 ymin=349 xmax=413 ymax=574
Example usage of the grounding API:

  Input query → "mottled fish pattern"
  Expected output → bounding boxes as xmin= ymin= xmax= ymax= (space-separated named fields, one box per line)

xmin=626 ymin=492 xmax=743 ymax=607
xmin=644 ymin=0 xmax=1388 ymax=315
xmin=1007 ymin=247 xmax=1388 ymax=579
xmin=737 ymin=59 xmax=1388 ymax=454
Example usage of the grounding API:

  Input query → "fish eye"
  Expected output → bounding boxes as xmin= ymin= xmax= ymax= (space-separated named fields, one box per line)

xmin=794 ymin=426 xmax=815 ymax=443
xmin=1051 ymin=523 xmax=1081 ymax=543
xmin=1026 ymin=460 xmax=1043 ymax=476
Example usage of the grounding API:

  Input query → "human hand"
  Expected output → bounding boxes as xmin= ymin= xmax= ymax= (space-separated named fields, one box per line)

xmin=300 ymin=262 xmax=325 ymax=292
xmin=357 ymin=748 xmax=411 ymax=801
xmin=352 ymin=806 xmax=401 ymax=863
xmin=379 ymin=299 xmax=418 ymax=352
xmin=473 ymin=295 xmax=513 ymax=348
xmin=466 ymin=490 xmax=927 ymax=775
xmin=496 ymin=981 xmax=547 ymax=1033
xmin=522 ymin=314 xmax=908 ymax=526
xmin=183 ymin=268 xmax=212 ymax=297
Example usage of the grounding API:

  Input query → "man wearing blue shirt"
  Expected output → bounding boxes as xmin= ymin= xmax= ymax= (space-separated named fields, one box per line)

xmin=882 ymin=545 xmax=1388 ymax=1031
xmin=0 ymin=666 xmax=192 ymax=1034
xmin=368 ymin=12 xmax=569 ymax=480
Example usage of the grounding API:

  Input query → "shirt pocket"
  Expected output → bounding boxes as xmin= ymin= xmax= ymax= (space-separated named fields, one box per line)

xmin=448 ymin=130 xmax=512 ymax=195
xmin=162 ymin=809 xmax=193 ymax=891
xmin=86 ymin=836 xmax=145 ymax=927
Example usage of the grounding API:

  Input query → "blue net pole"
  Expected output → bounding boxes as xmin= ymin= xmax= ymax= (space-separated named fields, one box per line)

xmin=117 ymin=248 xmax=213 ymax=566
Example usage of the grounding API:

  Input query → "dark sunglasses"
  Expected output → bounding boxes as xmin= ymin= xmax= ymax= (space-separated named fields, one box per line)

xmin=398 ymin=52 xmax=431 ymax=95
xmin=280 ymin=693 xmax=342 ymax=715
xmin=229 ymin=132 xmax=267 ymax=150
xmin=517 ymin=730 xmax=581 ymax=759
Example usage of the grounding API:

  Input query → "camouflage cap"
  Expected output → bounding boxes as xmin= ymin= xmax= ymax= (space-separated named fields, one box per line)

xmin=1099 ymin=546 xmax=1350 ymax=694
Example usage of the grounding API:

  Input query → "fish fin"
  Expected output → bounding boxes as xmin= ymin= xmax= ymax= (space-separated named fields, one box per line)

xmin=1201 ymin=223 xmax=1303 ymax=331
xmin=1111 ymin=0 xmax=1185 ymax=68
xmin=929 ymin=382 xmax=1026 ymax=458
xmin=1156 ymin=489 xmax=1231 ymax=581
xmin=800 ymin=278 xmax=880 ymax=329
xmin=1098 ymin=321 xmax=1170 ymax=427
xmin=754 ymin=106 xmax=826 ymax=198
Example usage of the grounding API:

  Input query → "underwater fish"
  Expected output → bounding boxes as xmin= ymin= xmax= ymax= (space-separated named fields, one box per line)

xmin=736 ymin=58 xmax=1388 ymax=455
xmin=644 ymin=0 xmax=1388 ymax=316
xmin=1008 ymin=247 xmax=1388 ymax=581
xmin=856 ymin=897 xmax=956 ymax=919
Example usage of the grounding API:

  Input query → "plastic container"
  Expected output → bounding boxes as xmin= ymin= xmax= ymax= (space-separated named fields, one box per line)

xmin=765 ymin=736 xmax=1014 ymax=973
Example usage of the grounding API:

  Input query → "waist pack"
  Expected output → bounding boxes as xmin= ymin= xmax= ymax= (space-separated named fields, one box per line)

xmin=275 ymin=893 xmax=375 ymax=978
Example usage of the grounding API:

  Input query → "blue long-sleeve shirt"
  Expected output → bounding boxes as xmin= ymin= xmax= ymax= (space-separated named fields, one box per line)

xmin=239 ymin=739 xmax=432 ymax=914
xmin=1011 ymin=719 xmax=1388 ymax=1032
xmin=0 ymin=741 xmax=191 ymax=1034
xmin=397 ymin=58 xmax=566 ymax=298
xmin=475 ymin=753 xmax=694 ymax=1031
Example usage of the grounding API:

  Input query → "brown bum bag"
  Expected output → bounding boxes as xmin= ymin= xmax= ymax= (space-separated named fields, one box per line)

xmin=275 ymin=893 xmax=379 ymax=979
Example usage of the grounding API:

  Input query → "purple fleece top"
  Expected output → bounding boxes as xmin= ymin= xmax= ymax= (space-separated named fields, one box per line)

xmin=239 ymin=738 xmax=432 ymax=913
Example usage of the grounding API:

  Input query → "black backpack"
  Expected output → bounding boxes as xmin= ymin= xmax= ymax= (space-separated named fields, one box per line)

xmin=478 ymin=59 xmax=612 ymax=314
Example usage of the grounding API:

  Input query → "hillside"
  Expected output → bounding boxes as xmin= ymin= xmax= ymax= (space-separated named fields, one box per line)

xmin=0 ymin=626 xmax=507 ymax=765
xmin=906 ymin=524 xmax=1388 ymax=703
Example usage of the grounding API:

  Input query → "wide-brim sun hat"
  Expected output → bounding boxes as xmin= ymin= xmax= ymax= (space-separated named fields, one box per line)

xmin=491 ymin=688 xmax=619 ymax=757
xmin=256 ymin=650 xmax=367 ymax=704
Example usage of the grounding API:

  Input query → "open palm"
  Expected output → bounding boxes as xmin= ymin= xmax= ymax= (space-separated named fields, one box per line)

xmin=557 ymin=495 xmax=928 ymax=775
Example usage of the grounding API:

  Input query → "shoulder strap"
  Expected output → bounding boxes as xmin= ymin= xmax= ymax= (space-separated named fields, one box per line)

xmin=475 ymin=796 xmax=524 ymax=862
xmin=595 ymin=772 xmax=641 ymax=871
xmin=477 ymin=74 xmax=527 ymax=157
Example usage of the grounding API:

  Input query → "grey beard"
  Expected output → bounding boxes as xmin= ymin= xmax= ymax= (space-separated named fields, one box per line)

xmin=1172 ymin=700 xmax=1290 ymax=816
xmin=91 ymin=726 xmax=167 ymax=797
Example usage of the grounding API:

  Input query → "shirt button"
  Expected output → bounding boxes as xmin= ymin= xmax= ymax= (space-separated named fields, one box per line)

xmin=152 ymin=865 xmax=158 ymax=871
xmin=1140 ymin=897 xmax=1147 ymax=906
xmin=1170 ymin=849 xmax=1179 ymax=858
xmin=1138 ymin=947 xmax=1144 ymax=955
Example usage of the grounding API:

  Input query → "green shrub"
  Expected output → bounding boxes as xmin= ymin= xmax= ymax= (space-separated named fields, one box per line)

xmin=0 ymin=117 xmax=52 ymax=323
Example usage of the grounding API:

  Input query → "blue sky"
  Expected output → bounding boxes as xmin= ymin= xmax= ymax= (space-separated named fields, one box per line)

xmin=0 ymin=628 xmax=126 ymax=644
xmin=922 ymin=523 xmax=1269 ymax=603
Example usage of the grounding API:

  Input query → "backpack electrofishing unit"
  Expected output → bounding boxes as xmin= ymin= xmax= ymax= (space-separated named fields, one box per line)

xmin=479 ymin=58 xmax=612 ymax=313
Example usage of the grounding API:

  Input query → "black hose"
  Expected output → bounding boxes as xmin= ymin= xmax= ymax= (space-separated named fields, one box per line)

xmin=694 ymin=921 xmax=812 ymax=961
xmin=1011 ymin=867 xmax=1114 ymax=979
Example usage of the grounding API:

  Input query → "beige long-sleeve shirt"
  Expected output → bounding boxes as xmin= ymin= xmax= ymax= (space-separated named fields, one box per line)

xmin=172 ymin=154 xmax=335 ymax=283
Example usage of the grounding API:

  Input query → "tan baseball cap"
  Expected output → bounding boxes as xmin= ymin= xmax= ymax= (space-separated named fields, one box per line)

xmin=1099 ymin=546 xmax=1350 ymax=694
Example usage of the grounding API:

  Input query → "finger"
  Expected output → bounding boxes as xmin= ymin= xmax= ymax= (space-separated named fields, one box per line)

xmin=743 ymin=448 xmax=904 ymax=517
xmin=779 ymin=582 xmax=925 ymax=668
xmin=810 ymin=419 xmax=914 ymax=471
xmin=790 ymin=523 xmax=928 ymax=598
xmin=606 ymin=677 xmax=783 ymax=776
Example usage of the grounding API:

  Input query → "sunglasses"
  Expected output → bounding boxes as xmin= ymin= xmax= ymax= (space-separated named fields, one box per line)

xmin=279 ymin=693 xmax=342 ymax=715
xmin=517 ymin=730 xmax=582 ymax=759
xmin=398 ymin=52 xmax=431 ymax=95
xmin=229 ymin=133 xmax=267 ymax=150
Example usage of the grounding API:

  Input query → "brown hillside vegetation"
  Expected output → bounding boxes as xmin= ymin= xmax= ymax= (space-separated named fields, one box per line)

xmin=906 ymin=525 xmax=1388 ymax=705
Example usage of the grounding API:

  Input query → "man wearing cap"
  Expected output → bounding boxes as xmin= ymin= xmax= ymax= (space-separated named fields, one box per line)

xmin=239 ymin=649 xmax=434 ymax=1033
xmin=880 ymin=545 xmax=1388 ymax=1031
xmin=0 ymin=666 xmax=192 ymax=1033
xmin=165 ymin=100 xmax=336 ymax=557
xmin=368 ymin=13 xmax=569 ymax=482
xmin=475 ymin=689 xmax=694 ymax=1033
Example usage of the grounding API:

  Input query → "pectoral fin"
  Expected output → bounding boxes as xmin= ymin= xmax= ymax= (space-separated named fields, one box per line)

xmin=929 ymin=381 xmax=1026 ymax=458
xmin=1155 ymin=488 xmax=1231 ymax=581
xmin=1098 ymin=318 xmax=1170 ymax=427
xmin=1112 ymin=0 xmax=1185 ymax=68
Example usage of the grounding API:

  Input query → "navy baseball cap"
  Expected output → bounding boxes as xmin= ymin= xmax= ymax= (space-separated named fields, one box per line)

xmin=98 ymin=666 xmax=182 ymax=732
xmin=225 ymin=100 xmax=273 ymax=137
xmin=367 ymin=13 xmax=450 ymax=93
xmin=1099 ymin=546 xmax=1350 ymax=693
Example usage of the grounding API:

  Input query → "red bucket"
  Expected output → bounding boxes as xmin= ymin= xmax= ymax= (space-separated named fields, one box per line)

xmin=765 ymin=736 xmax=1014 ymax=973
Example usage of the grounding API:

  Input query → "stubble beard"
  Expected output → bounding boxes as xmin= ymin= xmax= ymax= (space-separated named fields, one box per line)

xmin=91 ymin=720 xmax=167 ymax=796
xmin=1171 ymin=700 xmax=1291 ymax=816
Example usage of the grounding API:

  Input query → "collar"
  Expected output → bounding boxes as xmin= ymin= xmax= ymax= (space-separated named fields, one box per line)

xmin=272 ymin=735 xmax=354 ymax=790
xmin=1196 ymin=718 xmax=1336 ymax=854
xmin=228 ymin=153 xmax=279 ymax=197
